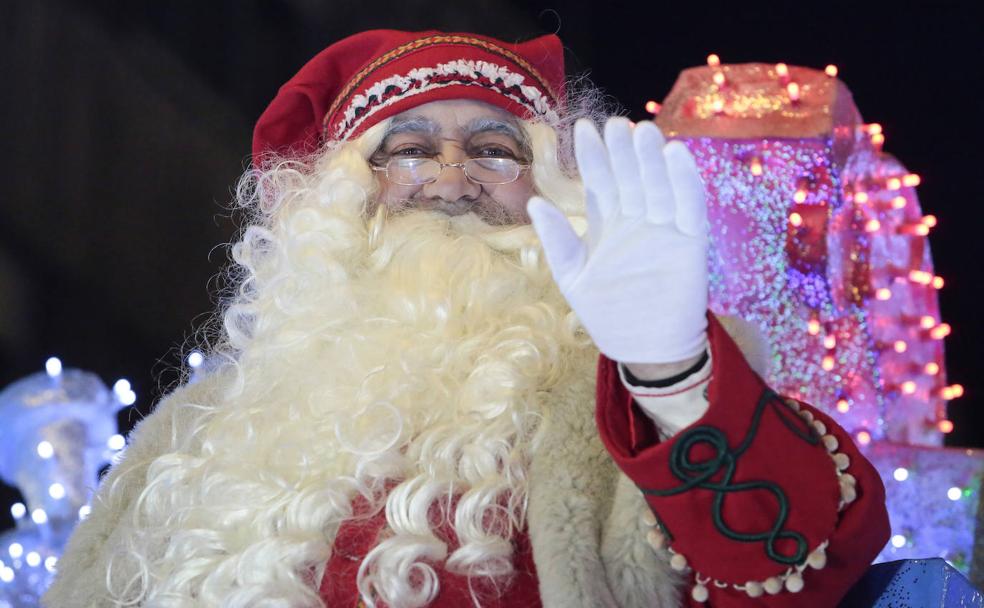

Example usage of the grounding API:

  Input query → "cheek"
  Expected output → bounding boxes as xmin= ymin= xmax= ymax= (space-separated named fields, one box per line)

xmin=377 ymin=178 xmax=421 ymax=207
xmin=487 ymin=175 xmax=536 ymax=221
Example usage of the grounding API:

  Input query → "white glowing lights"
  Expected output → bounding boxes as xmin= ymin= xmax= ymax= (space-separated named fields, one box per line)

xmin=48 ymin=483 xmax=66 ymax=500
xmin=706 ymin=53 xmax=721 ymax=67
xmin=947 ymin=487 xmax=963 ymax=501
xmin=7 ymin=544 xmax=23 ymax=560
xmin=78 ymin=505 xmax=91 ymax=520
xmin=893 ymin=467 xmax=909 ymax=482
xmin=10 ymin=503 xmax=25 ymax=520
xmin=45 ymin=556 xmax=58 ymax=572
xmin=114 ymin=378 xmax=137 ymax=406
xmin=107 ymin=434 xmax=126 ymax=451
xmin=0 ymin=566 xmax=13 ymax=582
xmin=188 ymin=350 xmax=205 ymax=369
xmin=891 ymin=534 xmax=907 ymax=548
xmin=31 ymin=509 xmax=47 ymax=525
xmin=644 ymin=100 xmax=661 ymax=114
xmin=25 ymin=552 xmax=41 ymax=568
xmin=45 ymin=357 xmax=62 ymax=377
xmin=36 ymin=441 xmax=54 ymax=459
xmin=824 ymin=64 xmax=838 ymax=77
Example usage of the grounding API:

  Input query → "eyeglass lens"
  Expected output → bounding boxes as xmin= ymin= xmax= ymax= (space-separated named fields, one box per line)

xmin=386 ymin=158 xmax=520 ymax=185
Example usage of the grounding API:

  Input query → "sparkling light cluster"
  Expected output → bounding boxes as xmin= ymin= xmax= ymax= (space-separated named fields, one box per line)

xmin=0 ymin=359 xmax=130 ymax=604
xmin=655 ymin=58 xmax=971 ymax=574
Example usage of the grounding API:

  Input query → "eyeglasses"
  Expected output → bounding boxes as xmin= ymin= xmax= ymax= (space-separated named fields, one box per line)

xmin=372 ymin=157 xmax=529 ymax=186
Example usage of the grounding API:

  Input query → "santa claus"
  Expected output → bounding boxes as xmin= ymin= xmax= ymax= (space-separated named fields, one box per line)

xmin=45 ymin=30 xmax=889 ymax=607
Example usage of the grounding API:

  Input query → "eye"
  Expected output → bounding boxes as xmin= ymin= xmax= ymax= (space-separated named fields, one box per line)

xmin=391 ymin=145 xmax=431 ymax=157
xmin=473 ymin=145 xmax=517 ymax=159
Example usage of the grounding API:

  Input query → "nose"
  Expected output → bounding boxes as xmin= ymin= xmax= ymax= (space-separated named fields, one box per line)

xmin=421 ymin=147 xmax=481 ymax=203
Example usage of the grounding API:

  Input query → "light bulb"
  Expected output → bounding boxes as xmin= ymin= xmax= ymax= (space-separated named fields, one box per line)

xmin=920 ymin=316 xmax=936 ymax=329
xmin=855 ymin=192 xmax=870 ymax=203
xmin=789 ymin=212 xmax=803 ymax=227
xmin=908 ymin=270 xmax=932 ymax=285
xmin=107 ymin=434 xmax=126 ymax=451
xmin=807 ymin=318 xmax=821 ymax=335
xmin=891 ymin=534 xmax=906 ymax=548
xmin=644 ymin=100 xmax=661 ymax=114
xmin=824 ymin=64 xmax=838 ymax=77
xmin=823 ymin=335 xmax=837 ymax=349
xmin=78 ymin=505 xmax=92 ymax=520
xmin=893 ymin=467 xmax=909 ymax=481
xmin=750 ymin=160 xmax=763 ymax=176
xmin=947 ymin=486 xmax=962 ymax=501
xmin=950 ymin=384 xmax=964 ymax=398
xmin=31 ymin=509 xmax=48 ymax=525
xmin=901 ymin=381 xmax=917 ymax=395
xmin=929 ymin=323 xmax=951 ymax=340
xmin=939 ymin=420 xmax=955 ymax=434
xmin=775 ymin=63 xmax=789 ymax=78
xmin=45 ymin=357 xmax=62 ymax=378
xmin=932 ymin=276 xmax=944 ymax=289
xmin=793 ymin=189 xmax=807 ymax=203
xmin=903 ymin=173 xmax=921 ymax=187
xmin=48 ymin=483 xmax=65 ymax=500
xmin=822 ymin=355 xmax=835 ymax=371
xmin=836 ymin=399 xmax=850 ymax=413
xmin=865 ymin=219 xmax=881 ymax=232
xmin=875 ymin=288 xmax=892 ymax=301
xmin=856 ymin=430 xmax=871 ymax=445
xmin=8 ymin=544 xmax=23 ymax=559
xmin=922 ymin=215 xmax=937 ymax=227
xmin=707 ymin=53 xmax=721 ymax=67
xmin=26 ymin=552 xmax=41 ymax=568
xmin=924 ymin=362 xmax=940 ymax=375
xmin=0 ymin=566 xmax=13 ymax=582
xmin=867 ymin=123 xmax=883 ymax=135
xmin=45 ymin=556 xmax=57 ymax=572
xmin=886 ymin=177 xmax=902 ymax=190
xmin=893 ymin=340 xmax=907 ymax=353
xmin=891 ymin=196 xmax=907 ymax=210
xmin=36 ymin=441 xmax=54 ymax=459
xmin=872 ymin=133 xmax=885 ymax=146
xmin=712 ymin=71 xmax=726 ymax=86
xmin=113 ymin=379 xmax=131 ymax=395
xmin=10 ymin=503 xmax=25 ymax=520
xmin=711 ymin=98 xmax=724 ymax=114
xmin=786 ymin=82 xmax=800 ymax=102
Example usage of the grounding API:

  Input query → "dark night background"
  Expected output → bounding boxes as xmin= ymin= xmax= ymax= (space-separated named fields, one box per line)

xmin=0 ymin=0 xmax=980 ymax=532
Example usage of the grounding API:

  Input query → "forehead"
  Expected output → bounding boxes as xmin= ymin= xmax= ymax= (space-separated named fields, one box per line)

xmin=386 ymin=99 xmax=524 ymax=139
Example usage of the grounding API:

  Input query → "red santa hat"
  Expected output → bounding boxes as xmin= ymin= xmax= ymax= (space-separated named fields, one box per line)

xmin=252 ymin=30 xmax=566 ymax=160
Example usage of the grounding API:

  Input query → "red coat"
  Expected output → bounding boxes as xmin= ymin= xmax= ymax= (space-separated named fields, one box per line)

xmin=320 ymin=315 xmax=889 ymax=606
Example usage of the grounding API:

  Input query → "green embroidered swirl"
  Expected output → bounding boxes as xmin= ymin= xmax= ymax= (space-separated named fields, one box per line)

xmin=640 ymin=389 xmax=819 ymax=566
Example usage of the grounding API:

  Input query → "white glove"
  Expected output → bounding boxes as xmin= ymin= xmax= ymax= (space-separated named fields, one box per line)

xmin=528 ymin=117 xmax=709 ymax=364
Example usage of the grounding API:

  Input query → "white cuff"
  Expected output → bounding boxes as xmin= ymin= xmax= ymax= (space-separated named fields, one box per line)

xmin=618 ymin=354 xmax=712 ymax=437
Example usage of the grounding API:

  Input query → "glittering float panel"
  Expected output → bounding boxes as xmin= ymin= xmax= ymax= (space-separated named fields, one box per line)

xmin=657 ymin=62 xmax=950 ymax=446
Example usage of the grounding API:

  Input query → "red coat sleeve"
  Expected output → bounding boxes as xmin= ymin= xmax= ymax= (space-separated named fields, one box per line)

xmin=596 ymin=314 xmax=889 ymax=606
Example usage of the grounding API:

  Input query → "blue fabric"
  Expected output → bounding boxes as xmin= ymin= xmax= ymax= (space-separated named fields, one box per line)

xmin=840 ymin=558 xmax=983 ymax=607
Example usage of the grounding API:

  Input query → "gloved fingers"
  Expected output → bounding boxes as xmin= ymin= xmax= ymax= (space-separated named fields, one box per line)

xmin=603 ymin=117 xmax=645 ymax=218
xmin=665 ymin=141 xmax=708 ymax=238
xmin=574 ymin=119 xmax=619 ymax=221
xmin=527 ymin=196 xmax=587 ymax=288
xmin=633 ymin=121 xmax=675 ymax=225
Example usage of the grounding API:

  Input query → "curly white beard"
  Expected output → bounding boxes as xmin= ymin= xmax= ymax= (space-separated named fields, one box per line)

xmin=108 ymin=124 xmax=596 ymax=608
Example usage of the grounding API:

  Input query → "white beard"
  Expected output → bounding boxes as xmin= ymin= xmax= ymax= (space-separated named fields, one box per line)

xmin=115 ymin=204 xmax=597 ymax=607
